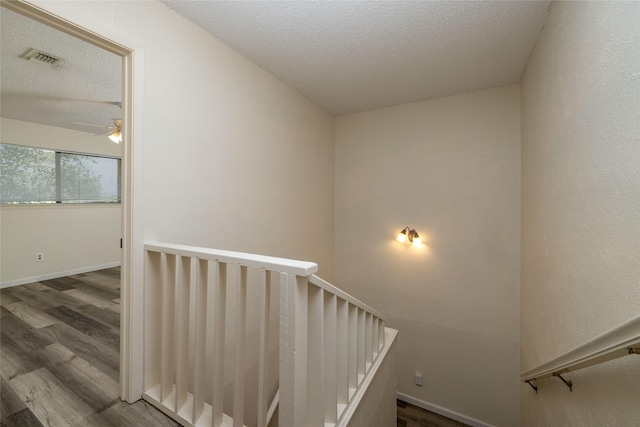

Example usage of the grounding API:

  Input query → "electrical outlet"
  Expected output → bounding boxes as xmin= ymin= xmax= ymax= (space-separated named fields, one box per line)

xmin=415 ymin=371 xmax=423 ymax=386
xmin=36 ymin=252 xmax=44 ymax=262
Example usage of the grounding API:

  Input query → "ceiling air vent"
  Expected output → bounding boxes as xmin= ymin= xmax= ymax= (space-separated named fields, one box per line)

xmin=21 ymin=48 xmax=64 ymax=66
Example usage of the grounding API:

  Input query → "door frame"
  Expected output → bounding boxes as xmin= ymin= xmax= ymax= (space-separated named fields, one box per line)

xmin=1 ymin=0 xmax=145 ymax=402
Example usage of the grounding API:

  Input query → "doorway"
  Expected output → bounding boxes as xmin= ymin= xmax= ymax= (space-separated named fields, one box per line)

xmin=0 ymin=0 xmax=143 ymax=404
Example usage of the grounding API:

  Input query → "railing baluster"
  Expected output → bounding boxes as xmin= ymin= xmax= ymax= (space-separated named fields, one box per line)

xmin=175 ymin=256 xmax=191 ymax=414
xmin=324 ymin=292 xmax=338 ymax=424
xmin=307 ymin=285 xmax=324 ymax=425
xmin=233 ymin=265 xmax=247 ymax=427
xmin=172 ymin=256 xmax=181 ymax=411
xmin=211 ymin=261 xmax=227 ymax=427
xmin=280 ymin=272 xmax=308 ymax=427
xmin=348 ymin=304 xmax=358 ymax=398
xmin=257 ymin=270 xmax=271 ymax=427
xmin=365 ymin=312 xmax=373 ymax=369
xmin=372 ymin=316 xmax=379 ymax=360
xmin=188 ymin=258 xmax=197 ymax=410
xmin=193 ymin=259 xmax=207 ymax=424
xmin=143 ymin=251 xmax=162 ymax=393
xmin=336 ymin=298 xmax=349 ymax=412
xmin=357 ymin=308 xmax=365 ymax=384
xmin=161 ymin=253 xmax=176 ymax=404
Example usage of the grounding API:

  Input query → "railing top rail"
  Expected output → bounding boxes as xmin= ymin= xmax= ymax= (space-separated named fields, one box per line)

xmin=145 ymin=242 xmax=318 ymax=276
xmin=309 ymin=274 xmax=387 ymax=322
xmin=521 ymin=313 xmax=640 ymax=383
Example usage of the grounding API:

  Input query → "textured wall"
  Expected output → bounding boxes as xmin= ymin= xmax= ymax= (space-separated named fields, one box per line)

xmin=521 ymin=1 xmax=640 ymax=425
xmin=335 ymin=85 xmax=521 ymax=427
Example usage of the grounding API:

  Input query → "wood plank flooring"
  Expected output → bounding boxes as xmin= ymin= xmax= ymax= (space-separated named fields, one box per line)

xmin=397 ymin=400 xmax=471 ymax=427
xmin=0 ymin=267 xmax=179 ymax=427
xmin=2 ymin=268 xmax=469 ymax=427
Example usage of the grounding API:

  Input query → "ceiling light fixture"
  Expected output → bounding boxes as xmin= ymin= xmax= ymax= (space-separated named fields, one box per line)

xmin=396 ymin=227 xmax=422 ymax=247
xmin=108 ymin=119 xmax=122 ymax=143
xmin=108 ymin=128 xmax=121 ymax=143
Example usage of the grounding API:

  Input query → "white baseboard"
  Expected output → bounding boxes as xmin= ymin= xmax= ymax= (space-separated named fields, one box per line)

xmin=1 ymin=262 xmax=121 ymax=289
xmin=396 ymin=392 xmax=495 ymax=427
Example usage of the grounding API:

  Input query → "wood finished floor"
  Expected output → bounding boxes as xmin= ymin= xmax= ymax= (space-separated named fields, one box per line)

xmin=1 ymin=268 xmax=468 ymax=427
xmin=397 ymin=400 xmax=471 ymax=427
xmin=0 ymin=267 xmax=179 ymax=427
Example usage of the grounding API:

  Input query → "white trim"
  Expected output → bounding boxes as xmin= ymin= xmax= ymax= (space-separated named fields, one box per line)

xmin=145 ymin=242 xmax=318 ymax=276
xmin=396 ymin=392 xmax=495 ymax=427
xmin=119 ymin=42 xmax=145 ymax=404
xmin=0 ymin=262 xmax=121 ymax=289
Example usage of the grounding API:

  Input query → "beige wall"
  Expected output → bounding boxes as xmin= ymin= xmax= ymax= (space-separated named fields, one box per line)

xmin=335 ymin=84 xmax=521 ymax=426
xmin=521 ymin=2 xmax=640 ymax=425
xmin=1 ymin=118 xmax=122 ymax=286
xmin=128 ymin=0 xmax=336 ymax=279
xmin=27 ymin=0 xmax=336 ymax=280
xmin=1 ymin=204 xmax=121 ymax=286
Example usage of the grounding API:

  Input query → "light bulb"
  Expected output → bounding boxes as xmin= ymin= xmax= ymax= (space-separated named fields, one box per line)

xmin=412 ymin=236 xmax=422 ymax=247
xmin=396 ymin=232 xmax=406 ymax=243
xmin=109 ymin=130 xmax=121 ymax=144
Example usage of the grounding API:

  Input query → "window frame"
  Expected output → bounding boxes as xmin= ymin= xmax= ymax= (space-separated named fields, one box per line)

xmin=0 ymin=142 xmax=122 ymax=205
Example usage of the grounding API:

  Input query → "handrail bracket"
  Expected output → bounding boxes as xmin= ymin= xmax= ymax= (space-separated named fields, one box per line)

xmin=553 ymin=373 xmax=572 ymax=392
xmin=525 ymin=379 xmax=538 ymax=393
xmin=521 ymin=315 xmax=640 ymax=394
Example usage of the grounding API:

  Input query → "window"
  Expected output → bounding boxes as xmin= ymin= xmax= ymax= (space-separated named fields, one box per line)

xmin=0 ymin=143 xmax=121 ymax=204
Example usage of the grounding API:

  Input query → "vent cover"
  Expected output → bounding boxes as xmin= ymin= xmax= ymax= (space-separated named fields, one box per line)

xmin=21 ymin=48 xmax=64 ymax=66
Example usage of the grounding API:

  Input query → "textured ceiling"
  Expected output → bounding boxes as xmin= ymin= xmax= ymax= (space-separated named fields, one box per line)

xmin=0 ymin=7 xmax=122 ymax=134
xmin=161 ymin=0 xmax=551 ymax=115
xmin=0 ymin=1 xmax=550 ymax=133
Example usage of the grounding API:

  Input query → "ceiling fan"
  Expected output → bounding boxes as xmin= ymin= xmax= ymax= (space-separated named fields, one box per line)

xmin=73 ymin=118 xmax=122 ymax=143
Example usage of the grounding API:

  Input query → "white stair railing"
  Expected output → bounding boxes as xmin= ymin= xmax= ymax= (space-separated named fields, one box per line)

xmin=142 ymin=242 xmax=389 ymax=427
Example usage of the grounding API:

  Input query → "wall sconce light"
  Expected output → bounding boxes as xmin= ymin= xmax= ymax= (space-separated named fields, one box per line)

xmin=396 ymin=227 xmax=422 ymax=247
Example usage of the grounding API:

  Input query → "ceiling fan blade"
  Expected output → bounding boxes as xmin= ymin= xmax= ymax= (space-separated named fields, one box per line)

xmin=72 ymin=100 xmax=121 ymax=107
xmin=94 ymin=128 xmax=115 ymax=136
xmin=73 ymin=121 xmax=110 ymax=128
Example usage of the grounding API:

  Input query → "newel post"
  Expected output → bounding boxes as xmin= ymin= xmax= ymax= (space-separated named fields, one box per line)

xmin=279 ymin=272 xmax=308 ymax=426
